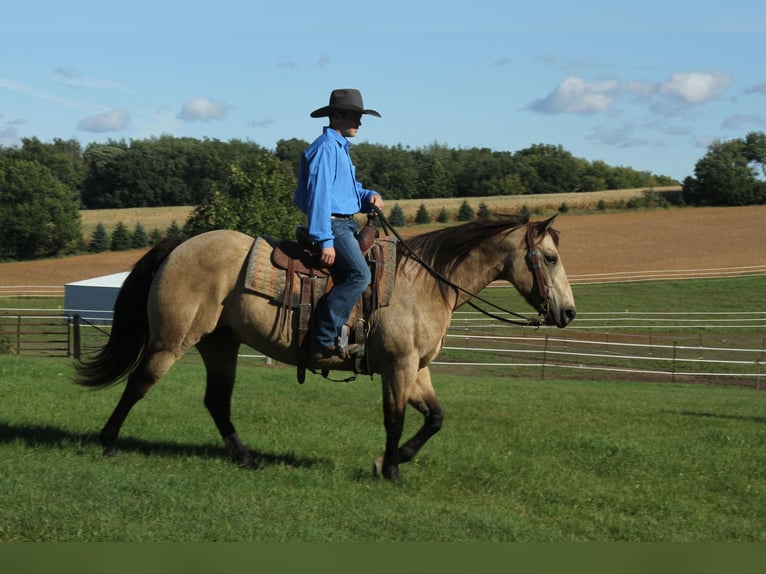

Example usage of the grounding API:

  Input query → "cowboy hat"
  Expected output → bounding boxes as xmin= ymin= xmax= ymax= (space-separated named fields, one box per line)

xmin=310 ymin=88 xmax=381 ymax=118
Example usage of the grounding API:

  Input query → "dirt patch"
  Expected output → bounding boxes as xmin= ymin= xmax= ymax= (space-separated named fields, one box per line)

xmin=2 ymin=205 xmax=765 ymax=288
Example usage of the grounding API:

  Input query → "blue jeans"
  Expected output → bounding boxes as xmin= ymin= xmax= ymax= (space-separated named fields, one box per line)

xmin=313 ymin=218 xmax=371 ymax=349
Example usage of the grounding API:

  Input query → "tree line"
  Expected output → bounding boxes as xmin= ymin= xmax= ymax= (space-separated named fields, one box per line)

xmin=1 ymin=132 xmax=764 ymax=261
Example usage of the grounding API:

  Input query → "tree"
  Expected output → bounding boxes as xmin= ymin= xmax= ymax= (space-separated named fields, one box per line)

xmin=415 ymin=203 xmax=430 ymax=224
xmin=477 ymin=202 xmax=491 ymax=219
xmin=184 ymin=151 xmax=301 ymax=239
xmin=388 ymin=204 xmax=406 ymax=227
xmin=131 ymin=222 xmax=149 ymax=248
xmin=0 ymin=157 xmax=82 ymax=259
xmin=683 ymin=132 xmax=766 ymax=206
xmin=275 ymin=138 xmax=308 ymax=177
xmin=165 ymin=220 xmax=184 ymax=241
xmin=457 ymin=200 xmax=475 ymax=221
xmin=89 ymin=223 xmax=110 ymax=253
xmin=436 ymin=207 xmax=449 ymax=223
xmin=110 ymin=222 xmax=132 ymax=251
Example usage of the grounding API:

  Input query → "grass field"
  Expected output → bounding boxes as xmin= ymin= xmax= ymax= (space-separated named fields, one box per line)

xmin=0 ymin=355 xmax=764 ymax=542
xmin=77 ymin=187 xmax=679 ymax=240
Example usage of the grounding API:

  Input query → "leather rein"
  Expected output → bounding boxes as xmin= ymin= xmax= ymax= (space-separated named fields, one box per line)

xmin=372 ymin=207 xmax=548 ymax=327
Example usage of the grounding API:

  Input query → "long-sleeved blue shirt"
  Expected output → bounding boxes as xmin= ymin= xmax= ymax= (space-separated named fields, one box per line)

xmin=294 ymin=127 xmax=379 ymax=247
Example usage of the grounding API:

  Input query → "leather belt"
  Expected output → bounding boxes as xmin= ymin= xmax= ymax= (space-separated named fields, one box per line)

xmin=331 ymin=213 xmax=354 ymax=219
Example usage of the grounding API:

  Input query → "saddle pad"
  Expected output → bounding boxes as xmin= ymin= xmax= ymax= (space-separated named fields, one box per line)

xmin=245 ymin=236 xmax=292 ymax=302
xmin=373 ymin=237 xmax=397 ymax=307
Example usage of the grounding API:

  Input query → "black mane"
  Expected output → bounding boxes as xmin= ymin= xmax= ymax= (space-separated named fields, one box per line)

xmin=404 ymin=214 xmax=530 ymax=277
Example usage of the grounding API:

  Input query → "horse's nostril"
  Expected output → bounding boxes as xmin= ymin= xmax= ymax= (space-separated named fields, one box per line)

xmin=565 ymin=308 xmax=577 ymax=323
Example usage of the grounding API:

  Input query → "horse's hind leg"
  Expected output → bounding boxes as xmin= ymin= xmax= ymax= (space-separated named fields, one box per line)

xmin=99 ymin=349 xmax=178 ymax=457
xmin=197 ymin=334 xmax=258 ymax=469
xmin=399 ymin=366 xmax=443 ymax=464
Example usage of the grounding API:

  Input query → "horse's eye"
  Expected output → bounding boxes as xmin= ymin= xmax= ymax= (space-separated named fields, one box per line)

xmin=544 ymin=254 xmax=558 ymax=265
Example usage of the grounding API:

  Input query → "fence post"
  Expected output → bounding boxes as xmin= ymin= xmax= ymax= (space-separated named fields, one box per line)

xmin=541 ymin=334 xmax=549 ymax=380
xmin=73 ymin=314 xmax=81 ymax=361
xmin=672 ymin=341 xmax=677 ymax=384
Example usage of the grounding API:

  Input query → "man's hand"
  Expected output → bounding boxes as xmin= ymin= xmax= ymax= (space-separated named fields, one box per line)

xmin=320 ymin=246 xmax=336 ymax=266
xmin=370 ymin=193 xmax=384 ymax=210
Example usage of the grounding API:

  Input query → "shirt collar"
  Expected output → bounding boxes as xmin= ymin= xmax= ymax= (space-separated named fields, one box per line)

xmin=323 ymin=126 xmax=349 ymax=148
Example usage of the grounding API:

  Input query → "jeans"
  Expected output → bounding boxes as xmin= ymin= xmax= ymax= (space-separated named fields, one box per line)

xmin=313 ymin=218 xmax=371 ymax=349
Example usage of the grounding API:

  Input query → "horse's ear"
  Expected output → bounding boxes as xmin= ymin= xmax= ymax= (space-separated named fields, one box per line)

xmin=535 ymin=214 xmax=558 ymax=235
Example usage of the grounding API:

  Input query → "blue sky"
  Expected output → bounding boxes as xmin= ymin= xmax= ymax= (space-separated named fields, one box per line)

xmin=2 ymin=1 xmax=765 ymax=182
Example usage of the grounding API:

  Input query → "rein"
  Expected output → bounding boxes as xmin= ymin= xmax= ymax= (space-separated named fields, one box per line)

xmin=371 ymin=207 xmax=546 ymax=327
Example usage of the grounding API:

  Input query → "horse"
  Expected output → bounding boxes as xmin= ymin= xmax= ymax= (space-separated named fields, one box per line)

xmin=74 ymin=213 xmax=576 ymax=480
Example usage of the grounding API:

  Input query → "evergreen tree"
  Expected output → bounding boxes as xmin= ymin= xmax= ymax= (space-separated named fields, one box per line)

xmin=165 ymin=220 xmax=184 ymax=241
xmin=415 ymin=203 xmax=430 ymax=224
xmin=131 ymin=222 xmax=149 ymax=248
xmin=388 ymin=204 xmax=406 ymax=227
xmin=436 ymin=207 xmax=449 ymax=223
xmin=457 ymin=200 xmax=475 ymax=222
xmin=477 ymin=202 xmax=491 ymax=219
xmin=89 ymin=223 xmax=110 ymax=253
xmin=110 ymin=222 xmax=132 ymax=251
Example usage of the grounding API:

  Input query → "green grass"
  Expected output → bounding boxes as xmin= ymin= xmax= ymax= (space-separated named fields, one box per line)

xmin=1 ymin=355 xmax=764 ymax=541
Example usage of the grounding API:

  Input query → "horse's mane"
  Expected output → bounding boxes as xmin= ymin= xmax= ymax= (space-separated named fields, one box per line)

xmin=404 ymin=214 xmax=531 ymax=277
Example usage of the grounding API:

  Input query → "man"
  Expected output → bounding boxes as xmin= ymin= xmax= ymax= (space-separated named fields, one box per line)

xmin=294 ymin=88 xmax=385 ymax=362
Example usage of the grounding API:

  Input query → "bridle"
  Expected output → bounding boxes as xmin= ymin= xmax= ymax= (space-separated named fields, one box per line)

xmin=524 ymin=221 xmax=551 ymax=320
xmin=372 ymin=207 xmax=550 ymax=327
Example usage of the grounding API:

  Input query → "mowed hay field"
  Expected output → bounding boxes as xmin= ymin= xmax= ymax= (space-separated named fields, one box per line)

xmin=1 ymin=193 xmax=765 ymax=287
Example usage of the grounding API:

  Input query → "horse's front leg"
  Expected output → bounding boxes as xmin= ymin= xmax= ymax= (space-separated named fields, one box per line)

xmin=374 ymin=362 xmax=418 ymax=480
xmin=373 ymin=366 xmax=443 ymax=479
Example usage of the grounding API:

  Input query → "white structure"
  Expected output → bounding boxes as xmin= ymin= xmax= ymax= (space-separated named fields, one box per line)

xmin=64 ymin=272 xmax=129 ymax=321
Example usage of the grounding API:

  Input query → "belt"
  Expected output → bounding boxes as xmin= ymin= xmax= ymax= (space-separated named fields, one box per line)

xmin=331 ymin=213 xmax=354 ymax=219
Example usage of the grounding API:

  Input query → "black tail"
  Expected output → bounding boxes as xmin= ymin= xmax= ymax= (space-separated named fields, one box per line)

xmin=74 ymin=238 xmax=184 ymax=389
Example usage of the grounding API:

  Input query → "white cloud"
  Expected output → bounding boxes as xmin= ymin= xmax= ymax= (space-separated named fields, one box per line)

xmin=659 ymin=72 xmax=731 ymax=104
xmin=77 ymin=109 xmax=130 ymax=133
xmin=529 ymin=76 xmax=619 ymax=114
xmin=177 ymin=98 xmax=232 ymax=121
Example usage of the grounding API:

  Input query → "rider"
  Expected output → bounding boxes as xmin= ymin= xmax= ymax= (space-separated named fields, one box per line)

xmin=293 ymin=89 xmax=385 ymax=362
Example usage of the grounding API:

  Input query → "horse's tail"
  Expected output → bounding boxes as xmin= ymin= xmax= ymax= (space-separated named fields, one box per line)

xmin=74 ymin=238 xmax=184 ymax=389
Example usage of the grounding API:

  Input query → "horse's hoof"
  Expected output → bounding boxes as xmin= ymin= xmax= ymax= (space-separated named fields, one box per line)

xmin=102 ymin=446 xmax=117 ymax=458
xmin=235 ymin=453 xmax=261 ymax=470
xmin=372 ymin=455 xmax=384 ymax=477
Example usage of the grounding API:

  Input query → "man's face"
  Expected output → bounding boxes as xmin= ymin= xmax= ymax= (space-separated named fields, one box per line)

xmin=332 ymin=111 xmax=363 ymax=138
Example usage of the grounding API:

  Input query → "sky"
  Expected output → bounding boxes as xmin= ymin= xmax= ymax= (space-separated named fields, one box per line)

xmin=2 ymin=1 xmax=765 ymax=182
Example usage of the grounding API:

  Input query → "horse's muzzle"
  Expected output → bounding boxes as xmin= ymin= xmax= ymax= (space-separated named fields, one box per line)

xmin=547 ymin=305 xmax=576 ymax=328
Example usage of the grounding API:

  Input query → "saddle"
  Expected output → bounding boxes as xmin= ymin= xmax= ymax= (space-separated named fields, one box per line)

xmin=245 ymin=216 xmax=397 ymax=382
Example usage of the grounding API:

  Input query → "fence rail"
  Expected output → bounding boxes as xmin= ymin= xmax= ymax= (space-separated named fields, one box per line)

xmin=0 ymin=286 xmax=65 ymax=297
xmin=2 ymin=310 xmax=764 ymax=389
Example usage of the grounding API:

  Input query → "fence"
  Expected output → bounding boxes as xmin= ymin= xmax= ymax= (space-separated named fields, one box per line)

xmin=2 ymin=309 xmax=765 ymax=389
xmin=436 ymin=310 xmax=766 ymax=389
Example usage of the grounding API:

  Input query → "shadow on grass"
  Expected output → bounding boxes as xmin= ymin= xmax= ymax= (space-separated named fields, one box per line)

xmin=679 ymin=411 xmax=766 ymax=425
xmin=0 ymin=421 xmax=328 ymax=469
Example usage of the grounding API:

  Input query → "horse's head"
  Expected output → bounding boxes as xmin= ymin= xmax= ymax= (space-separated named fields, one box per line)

xmin=503 ymin=215 xmax=576 ymax=328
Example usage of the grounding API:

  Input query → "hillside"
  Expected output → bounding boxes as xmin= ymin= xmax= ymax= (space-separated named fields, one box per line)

xmin=2 ymin=202 xmax=765 ymax=290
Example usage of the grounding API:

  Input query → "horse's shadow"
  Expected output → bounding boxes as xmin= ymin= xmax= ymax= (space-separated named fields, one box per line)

xmin=679 ymin=411 xmax=766 ymax=425
xmin=0 ymin=421 xmax=327 ymax=469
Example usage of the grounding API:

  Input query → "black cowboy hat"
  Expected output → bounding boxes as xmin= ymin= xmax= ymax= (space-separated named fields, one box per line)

xmin=310 ymin=88 xmax=381 ymax=118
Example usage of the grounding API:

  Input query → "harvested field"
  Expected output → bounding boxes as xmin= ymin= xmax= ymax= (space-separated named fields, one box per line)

xmin=1 ymin=204 xmax=765 ymax=288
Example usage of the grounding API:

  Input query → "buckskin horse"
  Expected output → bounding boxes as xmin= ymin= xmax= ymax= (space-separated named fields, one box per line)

xmin=74 ymin=213 xmax=576 ymax=480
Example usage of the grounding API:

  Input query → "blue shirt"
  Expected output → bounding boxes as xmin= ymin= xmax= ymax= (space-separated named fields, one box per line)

xmin=294 ymin=127 xmax=379 ymax=247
